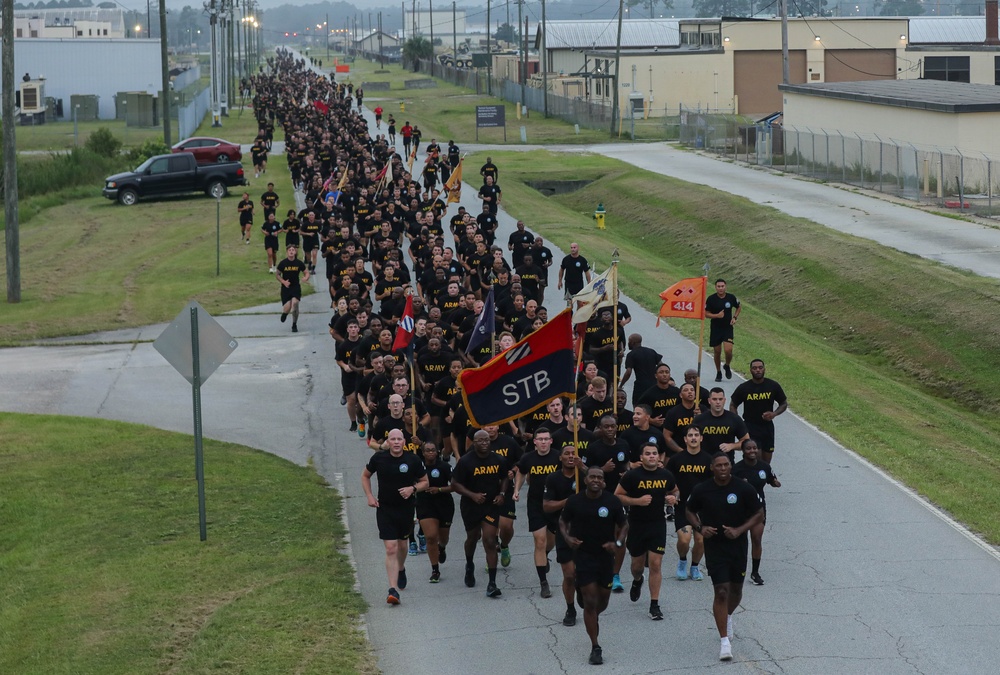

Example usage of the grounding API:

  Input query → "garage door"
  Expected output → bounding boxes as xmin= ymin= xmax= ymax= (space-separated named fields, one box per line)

xmin=824 ymin=49 xmax=897 ymax=82
xmin=734 ymin=50 xmax=806 ymax=117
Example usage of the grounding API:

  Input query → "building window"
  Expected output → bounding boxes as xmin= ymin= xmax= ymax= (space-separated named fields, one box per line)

xmin=103 ymin=29 xmax=108 ymax=36
xmin=88 ymin=29 xmax=93 ymax=36
xmin=77 ymin=30 xmax=83 ymax=36
xmin=924 ymin=56 xmax=970 ymax=83
xmin=995 ymin=56 xmax=1000 ymax=85
xmin=16 ymin=28 xmax=23 ymax=37
xmin=30 ymin=30 xmax=38 ymax=37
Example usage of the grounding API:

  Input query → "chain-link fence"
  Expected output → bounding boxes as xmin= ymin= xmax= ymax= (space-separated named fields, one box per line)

xmin=680 ymin=120 xmax=1000 ymax=217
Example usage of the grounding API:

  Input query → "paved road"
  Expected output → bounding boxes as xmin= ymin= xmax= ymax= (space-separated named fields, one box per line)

xmin=3 ymin=61 xmax=1000 ymax=672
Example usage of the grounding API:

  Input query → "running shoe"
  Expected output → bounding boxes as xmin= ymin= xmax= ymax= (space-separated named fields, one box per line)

xmin=500 ymin=547 xmax=511 ymax=567
xmin=357 ymin=418 xmax=366 ymax=437
xmin=418 ymin=534 xmax=427 ymax=553
xmin=386 ymin=588 xmax=400 ymax=605
xmin=429 ymin=570 xmax=440 ymax=583
xmin=408 ymin=542 xmax=418 ymax=556
xmin=280 ymin=313 xmax=288 ymax=323
xmin=649 ymin=604 xmax=664 ymax=621
xmin=691 ymin=566 xmax=704 ymax=582
xmin=340 ymin=395 xmax=347 ymax=406
xmin=724 ymin=364 xmax=732 ymax=379
xmin=715 ymin=371 xmax=723 ymax=382
xmin=676 ymin=559 xmax=688 ymax=580
xmin=589 ymin=645 xmax=603 ymax=665
xmin=464 ymin=561 xmax=475 ymax=588
xmin=630 ymin=575 xmax=644 ymax=602
xmin=486 ymin=582 xmax=502 ymax=598
xmin=397 ymin=568 xmax=407 ymax=589
xmin=268 ymin=266 xmax=275 ymax=274
xmin=540 ymin=580 xmax=552 ymax=598
xmin=751 ymin=572 xmax=764 ymax=586
xmin=438 ymin=546 xmax=447 ymax=563
xmin=291 ymin=323 xmax=298 ymax=333
xmin=611 ymin=574 xmax=624 ymax=593
xmin=349 ymin=421 xmax=357 ymax=432
xmin=562 ymin=609 xmax=577 ymax=627
xmin=719 ymin=641 xmax=733 ymax=661
xmin=665 ymin=504 xmax=674 ymax=521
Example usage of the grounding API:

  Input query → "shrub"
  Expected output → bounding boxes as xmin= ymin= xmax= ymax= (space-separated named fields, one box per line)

xmin=84 ymin=127 xmax=123 ymax=158
xmin=125 ymin=139 xmax=171 ymax=164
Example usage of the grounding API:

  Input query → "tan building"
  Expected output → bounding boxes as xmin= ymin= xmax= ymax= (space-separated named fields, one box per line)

xmin=7 ymin=9 xmax=125 ymax=39
xmin=538 ymin=16 xmax=1000 ymax=118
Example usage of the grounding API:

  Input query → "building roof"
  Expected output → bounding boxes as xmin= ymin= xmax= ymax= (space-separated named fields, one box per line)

xmin=908 ymin=16 xmax=997 ymax=44
xmin=537 ymin=19 xmax=679 ymax=51
xmin=12 ymin=8 xmax=125 ymax=32
xmin=779 ymin=79 xmax=1000 ymax=114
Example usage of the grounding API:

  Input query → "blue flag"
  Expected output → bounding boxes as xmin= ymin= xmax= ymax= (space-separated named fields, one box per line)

xmin=465 ymin=287 xmax=495 ymax=355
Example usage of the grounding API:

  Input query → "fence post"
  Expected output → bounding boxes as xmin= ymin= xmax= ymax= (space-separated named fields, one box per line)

xmin=958 ymin=149 xmax=965 ymax=212
xmin=840 ymin=132 xmax=846 ymax=183
xmin=988 ymin=156 xmax=992 ymax=215
xmin=874 ymin=134 xmax=884 ymax=192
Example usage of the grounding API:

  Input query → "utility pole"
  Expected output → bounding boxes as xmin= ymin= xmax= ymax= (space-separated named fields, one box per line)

xmin=611 ymin=0 xmax=624 ymax=135
xmin=219 ymin=1 xmax=228 ymax=117
xmin=452 ymin=1 xmax=457 ymax=68
xmin=429 ymin=0 xmax=434 ymax=76
xmin=486 ymin=0 xmax=492 ymax=95
xmin=379 ymin=12 xmax=384 ymax=68
xmin=541 ymin=0 xmax=547 ymax=117
xmin=401 ymin=2 xmax=405 ymax=41
xmin=326 ymin=12 xmax=330 ymax=59
xmin=3 ymin=0 xmax=21 ymax=302
xmin=209 ymin=0 xmax=221 ymax=126
xmin=519 ymin=2 xmax=525 ymax=113
xmin=160 ymin=0 xmax=171 ymax=143
xmin=780 ymin=0 xmax=790 ymax=85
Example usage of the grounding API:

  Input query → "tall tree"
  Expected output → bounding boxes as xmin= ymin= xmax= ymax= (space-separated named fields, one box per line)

xmin=626 ymin=0 xmax=675 ymax=19
xmin=878 ymin=0 xmax=924 ymax=16
xmin=692 ymin=0 xmax=752 ymax=17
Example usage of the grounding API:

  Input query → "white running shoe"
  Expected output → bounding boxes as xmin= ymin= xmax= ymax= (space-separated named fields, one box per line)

xmin=720 ymin=640 xmax=733 ymax=661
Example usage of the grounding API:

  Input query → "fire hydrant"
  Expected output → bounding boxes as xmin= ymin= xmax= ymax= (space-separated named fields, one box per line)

xmin=400 ymin=101 xmax=405 ymax=113
xmin=594 ymin=202 xmax=606 ymax=230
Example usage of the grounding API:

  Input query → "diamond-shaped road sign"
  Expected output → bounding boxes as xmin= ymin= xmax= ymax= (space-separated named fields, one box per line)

xmin=153 ymin=301 xmax=238 ymax=384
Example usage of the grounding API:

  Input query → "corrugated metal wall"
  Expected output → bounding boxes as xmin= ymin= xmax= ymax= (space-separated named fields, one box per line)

xmin=0 ymin=38 xmax=161 ymax=120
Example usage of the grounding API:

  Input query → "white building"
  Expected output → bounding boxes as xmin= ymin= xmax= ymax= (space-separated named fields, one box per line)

xmin=7 ymin=9 xmax=126 ymax=39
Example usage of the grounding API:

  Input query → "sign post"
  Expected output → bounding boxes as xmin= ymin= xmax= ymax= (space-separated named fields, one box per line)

xmin=153 ymin=301 xmax=238 ymax=541
xmin=476 ymin=105 xmax=507 ymax=142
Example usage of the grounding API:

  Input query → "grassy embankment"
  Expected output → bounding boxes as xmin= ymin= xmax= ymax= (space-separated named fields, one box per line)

xmin=484 ymin=149 xmax=1000 ymax=544
xmin=0 ymin=413 xmax=372 ymax=675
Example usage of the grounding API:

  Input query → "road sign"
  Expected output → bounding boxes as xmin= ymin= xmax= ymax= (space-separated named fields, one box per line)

xmin=154 ymin=301 xmax=238 ymax=385
xmin=476 ymin=105 xmax=507 ymax=141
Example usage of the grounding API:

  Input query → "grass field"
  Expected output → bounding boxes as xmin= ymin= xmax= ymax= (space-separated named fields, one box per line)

xmin=11 ymin=118 xmax=182 ymax=153
xmin=480 ymin=149 xmax=1000 ymax=544
xmin=0 ymin=413 xmax=372 ymax=675
xmin=0 ymin=139 xmax=300 ymax=345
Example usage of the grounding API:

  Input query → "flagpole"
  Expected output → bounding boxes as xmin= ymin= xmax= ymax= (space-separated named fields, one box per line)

xmin=572 ymin=323 xmax=584 ymax=493
xmin=610 ymin=249 xmax=619 ymax=418
xmin=695 ymin=266 xmax=709 ymax=409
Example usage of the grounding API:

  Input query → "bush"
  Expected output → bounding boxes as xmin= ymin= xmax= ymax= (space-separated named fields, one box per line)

xmin=84 ymin=127 xmax=123 ymax=158
xmin=1 ymin=148 xmax=128 ymax=205
xmin=125 ymin=139 xmax=171 ymax=164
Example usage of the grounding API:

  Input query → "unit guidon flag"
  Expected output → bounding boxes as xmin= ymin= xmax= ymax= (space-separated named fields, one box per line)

xmin=459 ymin=309 xmax=575 ymax=427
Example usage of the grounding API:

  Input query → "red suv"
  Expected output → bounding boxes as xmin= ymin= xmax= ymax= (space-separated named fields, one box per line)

xmin=171 ymin=137 xmax=243 ymax=164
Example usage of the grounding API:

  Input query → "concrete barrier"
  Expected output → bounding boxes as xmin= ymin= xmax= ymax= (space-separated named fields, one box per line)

xmin=405 ymin=79 xmax=437 ymax=89
xmin=361 ymin=81 xmax=391 ymax=91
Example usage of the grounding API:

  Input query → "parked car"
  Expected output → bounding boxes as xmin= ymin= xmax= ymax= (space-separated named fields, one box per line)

xmin=102 ymin=152 xmax=248 ymax=206
xmin=171 ymin=136 xmax=243 ymax=164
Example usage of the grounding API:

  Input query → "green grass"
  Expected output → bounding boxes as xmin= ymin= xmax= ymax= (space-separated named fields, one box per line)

xmin=0 ymin=155 xmax=303 ymax=345
xmin=12 ymin=118 xmax=181 ymax=153
xmin=483 ymin=149 xmax=1000 ymax=543
xmin=345 ymin=55 xmax=614 ymax=145
xmin=0 ymin=413 xmax=372 ymax=675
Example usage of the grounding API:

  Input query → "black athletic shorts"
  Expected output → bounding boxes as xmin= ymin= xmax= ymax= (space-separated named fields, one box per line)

xmin=280 ymin=284 xmax=301 ymax=304
xmin=341 ymin=372 xmax=358 ymax=393
xmin=626 ymin=519 xmax=667 ymax=557
xmin=301 ymin=236 xmax=317 ymax=252
xmin=500 ymin=492 xmax=517 ymax=521
xmin=747 ymin=426 xmax=775 ymax=454
xmin=376 ymin=505 xmax=415 ymax=541
xmin=709 ymin=326 xmax=734 ymax=348
xmin=553 ymin=528 xmax=574 ymax=565
xmin=264 ymin=235 xmax=279 ymax=250
xmin=704 ymin=541 xmax=748 ymax=585
xmin=416 ymin=496 xmax=455 ymax=527
xmin=674 ymin=507 xmax=692 ymax=532
xmin=460 ymin=498 xmax=501 ymax=531
xmin=527 ymin=501 xmax=547 ymax=532
xmin=574 ymin=548 xmax=614 ymax=589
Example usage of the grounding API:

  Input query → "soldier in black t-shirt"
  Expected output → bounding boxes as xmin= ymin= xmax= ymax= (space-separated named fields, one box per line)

xmin=335 ymin=319 xmax=364 ymax=431
xmin=621 ymin=333 xmax=662 ymax=406
xmin=685 ymin=452 xmax=763 ymax=662
xmin=615 ymin=443 xmax=678 ymax=620
xmin=694 ymin=388 xmax=749 ymax=463
xmin=543 ymin=445 xmax=583 ymax=627
xmin=261 ymin=212 xmax=282 ymax=274
xmin=621 ymin=404 xmax=669 ymax=465
xmin=237 ymin=192 xmax=254 ymax=243
xmin=415 ymin=442 xmax=455 ymax=583
xmin=275 ymin=245 xmax=309 ymax=332
xmin=514 ymin=428 xmax=561 ymax=598
xmin=560 ymin=466 xmax=628 ymax=666
xmin=733 ymin=439 xmax=781 ymax=586
xmin=451 ymin=430 xmax=511 ymax=598
xmin=637 ymin=363 xmax=681 ymax=428
xmin=705 ymin=278 xmax=741 ymax=382
xmin=260 ymin=182 xmax=280 ymax=219
xmin=663 ymin=383 xmax=707 ymax=455
xmin=730 ymin=359 xmax=788 ymax=465
xmin=361 ymin=429 xmax=429 ymax=605
xmin=474 ymin=425 xmax=522 ymax=568
xmin=586 ymin=414 xmax=631 ymax=594
xmin=557 ymin=242 xmax=592 ymax=298
xmin=665 ymin=426 xmax=714 ymax=582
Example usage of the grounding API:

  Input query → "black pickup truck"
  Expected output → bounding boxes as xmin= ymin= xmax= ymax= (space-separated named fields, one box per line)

xmin=102 ymin=152 xmax=248 ymax=206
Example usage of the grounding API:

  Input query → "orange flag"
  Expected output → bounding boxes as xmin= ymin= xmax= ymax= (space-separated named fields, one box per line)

xmin=657 ymin=276 xmax=707 ymax=325
xmin=444 ymin=157 xmax=463 ymax=203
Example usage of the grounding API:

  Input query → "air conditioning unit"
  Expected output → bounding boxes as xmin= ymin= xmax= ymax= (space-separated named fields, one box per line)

xmin=20 ymin=81 xmax=46 ymax=113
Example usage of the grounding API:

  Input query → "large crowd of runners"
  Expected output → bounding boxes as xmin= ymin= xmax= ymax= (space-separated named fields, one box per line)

xmin=245 ymin=49 xmax=790 ymax=666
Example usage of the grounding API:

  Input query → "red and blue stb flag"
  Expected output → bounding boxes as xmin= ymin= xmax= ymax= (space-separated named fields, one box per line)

xmin=392 ymin=295 xmax=415 ymax=352
xmin=459 ymin=309 xmax=575 ymax=427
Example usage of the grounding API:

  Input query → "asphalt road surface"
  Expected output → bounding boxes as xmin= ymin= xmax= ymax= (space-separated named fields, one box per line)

xmin=3 ymin=83 xmax=1000 ymax=671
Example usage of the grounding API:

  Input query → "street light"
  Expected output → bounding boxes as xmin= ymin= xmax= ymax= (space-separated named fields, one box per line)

xmin=135 ymin=24 xmax=142 ymax=36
